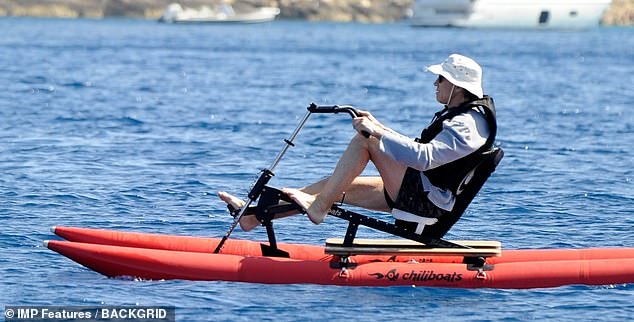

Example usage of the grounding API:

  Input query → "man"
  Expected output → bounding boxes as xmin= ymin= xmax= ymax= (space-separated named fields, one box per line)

xmin=219 ymin=53 xmax=497 ymax=238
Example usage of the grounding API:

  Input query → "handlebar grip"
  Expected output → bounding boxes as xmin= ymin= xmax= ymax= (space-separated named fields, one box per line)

xmin=308 ymin=103 xmax=361 ymax=117
xmin=307 ymin=103 xmax=338 ymax=114
xmin=307 ymin=103 xmax=370 ymax=138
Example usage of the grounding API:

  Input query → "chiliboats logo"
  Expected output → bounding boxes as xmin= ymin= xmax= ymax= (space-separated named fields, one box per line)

xmin=368 ymin=269 xmax=400 ymax=281
xmin=369 ymin=268 xmax=463 ymax=283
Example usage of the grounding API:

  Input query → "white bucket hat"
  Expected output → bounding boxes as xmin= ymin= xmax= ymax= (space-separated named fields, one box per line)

xmin=426 ymin=54 xmax=483 ymax=99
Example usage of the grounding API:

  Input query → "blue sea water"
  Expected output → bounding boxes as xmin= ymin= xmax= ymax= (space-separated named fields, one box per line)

xmin=1 ymin=17 xmax=633 ymax=321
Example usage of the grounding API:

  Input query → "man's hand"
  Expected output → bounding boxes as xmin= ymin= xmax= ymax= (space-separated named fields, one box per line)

xmin=353 ymin=110 xmax=387 ymax=138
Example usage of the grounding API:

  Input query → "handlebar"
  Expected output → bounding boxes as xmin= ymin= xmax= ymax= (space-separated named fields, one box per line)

xmin=308 ymin=103 xmax=362 ymax=118
xmin=307 ymin=103 xmax=369 ymax=138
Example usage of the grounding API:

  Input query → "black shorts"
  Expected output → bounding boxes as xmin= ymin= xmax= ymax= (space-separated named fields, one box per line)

xmin=385 ymin=167 xmax=449 ymax=232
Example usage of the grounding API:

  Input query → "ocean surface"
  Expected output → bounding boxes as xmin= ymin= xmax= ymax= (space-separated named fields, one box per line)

xmin=1 ymin=17 xmax=633 ymax=321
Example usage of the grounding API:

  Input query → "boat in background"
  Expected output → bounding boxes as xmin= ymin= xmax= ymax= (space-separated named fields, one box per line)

xmin=409 ymin=0 xmax=612 ymax=29
xmin=159 ymin=3 xmax=280 ymax=24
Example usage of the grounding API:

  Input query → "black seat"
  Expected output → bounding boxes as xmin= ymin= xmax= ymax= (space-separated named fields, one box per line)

xmin=422 ymin=147 xmax=504 ymax=238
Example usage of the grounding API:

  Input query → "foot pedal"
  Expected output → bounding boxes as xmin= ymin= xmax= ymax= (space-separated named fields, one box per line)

xmin=227 ymin=204 xmax=240 ymax=217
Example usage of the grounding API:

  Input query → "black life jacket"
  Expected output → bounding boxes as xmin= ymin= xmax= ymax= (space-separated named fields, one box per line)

xmin=416 ymin=96 xmax=504 ymax=238
xmin=417 ymin=96 xmax=498 ymax=195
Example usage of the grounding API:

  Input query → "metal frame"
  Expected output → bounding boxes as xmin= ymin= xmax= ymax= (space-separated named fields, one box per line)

xmin=238 ymin=186 xmax=468 ymax=257
xmin=214 ymin=103 xmax=365 ymax=253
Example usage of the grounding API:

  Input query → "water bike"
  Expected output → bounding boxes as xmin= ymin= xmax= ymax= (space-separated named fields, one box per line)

xmin=46 ymin=103 xmax=634 ymax=288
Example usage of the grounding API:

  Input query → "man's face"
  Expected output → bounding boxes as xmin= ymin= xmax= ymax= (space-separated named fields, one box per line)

xmin=434 ymin=75 xmax=454 ymax=105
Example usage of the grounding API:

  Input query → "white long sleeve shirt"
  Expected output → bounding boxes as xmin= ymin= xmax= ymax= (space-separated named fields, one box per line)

xmin=379 ymin=109 xmax=490 ymax=211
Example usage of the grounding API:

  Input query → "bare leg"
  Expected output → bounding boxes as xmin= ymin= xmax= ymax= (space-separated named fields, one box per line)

xmin=219 ymin=133 xmax=408 ymax=228
xmin=283 ymin=134 xmax=371 ymax=223
xmin=218 ymin=176 xmax=390 ymax=232
xmin=285 ymin=134 xmax=407 ymax=224
xmin=297 ymin=176 xmax=389 ymax=211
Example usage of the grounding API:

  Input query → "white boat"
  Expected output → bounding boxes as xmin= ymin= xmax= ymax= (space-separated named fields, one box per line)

xmin=159 ymin=3 xmax=280 ymax=24
xmin=409 ymin=0 xmax=612 ymax=29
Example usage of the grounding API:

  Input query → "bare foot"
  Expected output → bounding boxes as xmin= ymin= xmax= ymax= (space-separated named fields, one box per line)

xmin=282 ymin=188 xmax=328 ymax=224
xmin=217 ymin=191 xmax=260 ymax=232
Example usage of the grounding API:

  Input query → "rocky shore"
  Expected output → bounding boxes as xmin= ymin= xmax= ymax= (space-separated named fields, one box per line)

xmin=602 ymin=0 xmax=634 ymax=25
xmin=0 ymin=0 xmax=632 ymax=25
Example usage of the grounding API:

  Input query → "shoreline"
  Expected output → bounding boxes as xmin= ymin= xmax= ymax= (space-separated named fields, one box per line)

xmin=0 ymin=0 xmax=632 ymax=26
